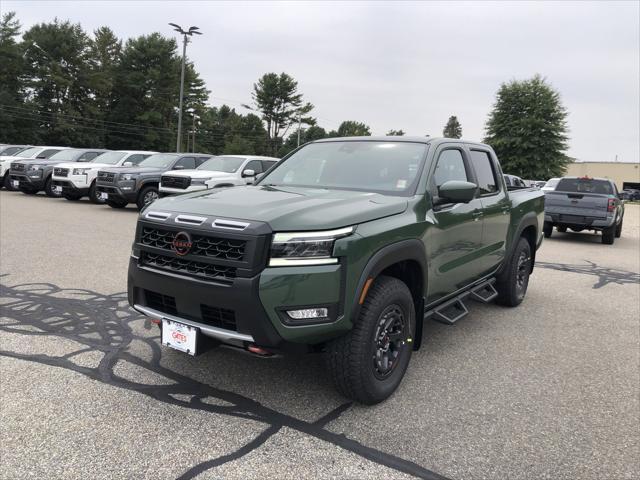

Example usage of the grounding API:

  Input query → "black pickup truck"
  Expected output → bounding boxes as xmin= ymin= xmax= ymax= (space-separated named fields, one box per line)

xmin=95 ymin=153 xmax=211 ymax=209
xmin=544 ymin=176 xmax=625 ymax=244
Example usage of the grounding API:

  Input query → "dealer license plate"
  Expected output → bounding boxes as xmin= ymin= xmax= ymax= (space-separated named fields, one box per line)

xmin=161 ymin=319 xmax=197 ymax=355
xmin=98 ymin=192 xmax=108 ymax=200
xmin=12 ymin=180 xmax=19 ymax=188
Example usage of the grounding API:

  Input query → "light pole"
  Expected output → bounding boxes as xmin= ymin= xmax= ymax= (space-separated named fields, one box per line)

xmin=169 ymin=23 xmax=202 ymax=153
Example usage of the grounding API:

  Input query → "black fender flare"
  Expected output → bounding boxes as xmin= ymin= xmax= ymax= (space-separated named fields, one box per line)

xmin=500 ymin=211 xmax=539 ymax=277
xmin=351 ymin=239 xmax=427 ymax=349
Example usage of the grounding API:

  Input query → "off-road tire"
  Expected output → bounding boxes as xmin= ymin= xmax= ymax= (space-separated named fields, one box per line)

xmin=106 ymin=199 xmax=127 ymax=209
xmin=615 ymin=218 xmax=623 ymax=238
xmin=495 ymin=237 xmax=532 ymax=307
xmin=44 ymin=176 xmax=60 ymax=198
xmin=543 ymin=222 xmax=553 ymax=238
xmin=137 ymin=185 xmax=159 ymax=210
xmin=325 ymin=275 xmax=414 ymax=404
xmin=2 ymin=173 xmax=15 ymax=190
xmin=602 ymin=224 xmax=615 ymax=245
xmin=88 ymin=182 xmax=103 ymax=204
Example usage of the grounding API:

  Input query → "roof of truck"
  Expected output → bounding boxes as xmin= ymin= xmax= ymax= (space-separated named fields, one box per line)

xmin=312 ymin=136 xmax=490 ymax=148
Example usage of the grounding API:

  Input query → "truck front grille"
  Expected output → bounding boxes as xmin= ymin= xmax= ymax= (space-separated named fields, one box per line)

xmin=97 ymin=171 xmax=115 ymax=183
xmin=12 ymin=163 xmax=25 ymax=172
xmin=54 ymin=167 xmax=69 ymax=177
xmin=141 ymin=227 xmax=246 ymax=261
xmin=200 ymin=304 xmax=237 ymax=331
xmin=144 ymin=290 xmax=177 ymax=315
xmin=140 ymin=251 xmax=237 ymax=282
xmin=161 ymin=176 xmax=191 ymax=189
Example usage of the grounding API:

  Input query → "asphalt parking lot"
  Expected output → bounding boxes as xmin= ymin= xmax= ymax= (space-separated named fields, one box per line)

xmin=1 ymin=190 xmax=639 ymax=480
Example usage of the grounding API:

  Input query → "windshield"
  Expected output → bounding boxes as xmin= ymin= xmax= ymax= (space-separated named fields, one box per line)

xmin=49 ymin=149 xmax=82 ymax=161
xmin=259 ymin=141 xmax=427 ymax=195
xmin=92 ymin=151 xmax=127 ymax=165
xmin=15 ymin=147 xmax=41 ymax=158
xmin=0 ymin=146 xmax=26 ymax=156
xmin=556 ymin=178 xmax=613 ymax=195
xmin=197 ymin=156 xmax=244 ymax=173
xmin=138 ymin=153 xmax=178 ymax=168
xmin=543 ymin=178 xmax=559 ymax=189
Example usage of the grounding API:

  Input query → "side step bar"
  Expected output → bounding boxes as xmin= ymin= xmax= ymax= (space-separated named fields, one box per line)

xmin=425 ymin=278 xmax=497 ymax=325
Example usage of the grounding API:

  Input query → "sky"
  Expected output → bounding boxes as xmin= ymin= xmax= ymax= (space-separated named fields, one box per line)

xmin=3 ymin=0 xmax=639 ymax=163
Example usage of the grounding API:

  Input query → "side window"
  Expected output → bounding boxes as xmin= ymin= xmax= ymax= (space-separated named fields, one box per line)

xmin=195 ymin=156 xmax=210 ymax=167
xmin=126 ymin=154 xmax=144 ymax=165
xmin=174 ymin=156 xmax=196 ymax=169
xmin=38 ymin=149 xmax=61 ymax=159
xmin=470 ymin=150 xmax=499 ymax=195
xmin=262 ymin=160 xmax=277 ymax=171
xmin=432 ymin=149 xmax=469 ymax=191
xmin=78 ymin=152 xmax=99 ymax=162
xmin=244 ymin=160 xmax=263 ymax=174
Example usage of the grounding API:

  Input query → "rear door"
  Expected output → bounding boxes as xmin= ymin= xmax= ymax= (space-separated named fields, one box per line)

xmin=425 ymin=144 xmax=486 ymax=303
xmin=468 ymin=147 xmax=511 ymax=274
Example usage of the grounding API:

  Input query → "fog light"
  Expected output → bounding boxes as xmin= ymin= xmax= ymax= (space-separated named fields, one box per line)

xmin=286 ymin=308 xmax=328 ymax=320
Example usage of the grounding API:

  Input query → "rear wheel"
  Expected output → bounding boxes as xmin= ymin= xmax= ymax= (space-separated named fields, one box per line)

xmin=496 ymin=237 xmax=532 ymax=307
xmin=137 ymin=185 xmax=158 ymax=210
xmin=44 ymin=176 xmax=61 ymax=197
xmin=602 ymin=224 xmax=615 ymax=245
xmin=543 ymin=222 xmax=553 ymax=238
xmin=557 ymin=226 xmax=567 ymax=233
xmin=88 ymin=182 xmax=103 ymax=204
xmin=106 ymin=199 xmax=127 ymax=209
xmin=615 ymin=218 xmax=623 ymax=238
xmin=325 ymin=275 xmax=414 ymax=404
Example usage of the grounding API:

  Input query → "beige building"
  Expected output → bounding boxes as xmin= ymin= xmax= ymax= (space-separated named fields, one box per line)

xmin=564 ymin=161 xmax=640 ymax=190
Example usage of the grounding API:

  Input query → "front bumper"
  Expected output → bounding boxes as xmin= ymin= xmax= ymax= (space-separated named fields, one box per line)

xmin=10 ymin=172 xmax=45 ymax=190
xmin=96 ymin=182 xmax=138 ymax=203
xmin=52 ymin=179 xmax=89 ymax=196
xmin=159 ymin=185 xmax=207 ymax=196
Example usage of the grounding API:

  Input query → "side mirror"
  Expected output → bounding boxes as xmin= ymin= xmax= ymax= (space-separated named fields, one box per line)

xmin=173 ymin=165 xmax=185 ymax=170
xmin=242 ymin=169 xmax=256 ymax=178
xmin=123 ymin=161 xmax=133 ymax=167
xmin=437 ymin=180 xmax=478 ymax=204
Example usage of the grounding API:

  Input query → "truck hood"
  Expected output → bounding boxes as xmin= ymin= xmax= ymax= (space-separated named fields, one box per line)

xmin=152 ymin=185 xmax=408 ymax=231
xmin=99 ymin=166 xmax=164 ymax=174
xmin=54 ymin=162 xmax=115 ymax=170
xmin=0 ymin=155 xmax=21 ymax=163
xmin=163 ymin=170 xmax=235 ymax=179
xmin=9 ymin=158 xmax=67 ymax=166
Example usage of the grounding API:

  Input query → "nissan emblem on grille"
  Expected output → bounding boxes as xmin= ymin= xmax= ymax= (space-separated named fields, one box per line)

xmin=172 ymin=231 xmax=193 ymax=256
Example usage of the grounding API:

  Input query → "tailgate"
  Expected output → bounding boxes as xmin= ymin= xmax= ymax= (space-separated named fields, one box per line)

xmin=545 ymin=191 xmax=610 ymax=218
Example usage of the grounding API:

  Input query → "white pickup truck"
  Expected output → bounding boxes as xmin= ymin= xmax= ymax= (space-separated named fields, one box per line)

xmin=51 ymin=150 xmax=156 ymax=203
xmin=159 ymin=155 xmax=279 ymax=196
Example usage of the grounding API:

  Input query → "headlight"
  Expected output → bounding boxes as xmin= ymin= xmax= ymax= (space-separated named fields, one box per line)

xmin=269 ymin=227 xmax=354 ymax=267
xmin=28 ymin=164 xmax=43 ymax=171
xmin=72 ymin=168 xmax=91 ymax=175
xmin=121 ymin=173 xmax=137 ymax=181
xmin=191 ymin=178 xmax=210 ymax=185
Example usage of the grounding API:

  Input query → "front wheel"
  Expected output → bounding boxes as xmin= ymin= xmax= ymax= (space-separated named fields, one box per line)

xmin=2 ymin=173 xmax=15 ymax=190
xmin=88 ymin=182 xmax=104 ymax=204
xmin=44 ymin=176 xmax=61 ymax=197
xmin=325 ymin=275 xmax=414 ymax=404
xmin=137 ymin=185 xmax=158 ymax=210
xmin=543 ymin=222 xmax=553 ymax=238
xmin=495 ymin=237 xmax=532 ymax=307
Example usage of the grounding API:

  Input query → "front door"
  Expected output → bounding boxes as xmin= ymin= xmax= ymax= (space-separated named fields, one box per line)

xmin=424 ymin=145 xmax=485 ymax=304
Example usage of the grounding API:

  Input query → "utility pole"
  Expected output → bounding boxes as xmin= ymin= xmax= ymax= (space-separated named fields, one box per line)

xmin=169 ymin=23 xmax=202 ymax=153
xmin=297 ymin=113 xmax=302 ymax=147
xmin=191 ymin=113 xmax=199 ymax=152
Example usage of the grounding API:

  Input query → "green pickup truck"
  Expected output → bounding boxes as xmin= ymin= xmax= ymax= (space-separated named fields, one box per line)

xmin=128 ymin=137 xmax=544 ymax=403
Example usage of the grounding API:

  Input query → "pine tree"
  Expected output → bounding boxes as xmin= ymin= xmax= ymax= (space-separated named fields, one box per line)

xmin=442 ymin=116 xmax=462 ymax=138
xmin=484 ymin=75 xmax=569 ymax=179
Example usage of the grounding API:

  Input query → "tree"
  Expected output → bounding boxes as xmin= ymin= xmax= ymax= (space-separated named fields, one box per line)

xmin=484 ymin=75 xmax=569 ymax=179
xmin=249 ymin=72 xmax=314 ymax=155
xmin=278 ymin=125 xmax=327 ymax=157
xmin=0 ymin=12 xmax=35 ymax=143
xmin=386 ymin=129 xmax=405 ymax=136
xmin=337 ymin=121 xmax=371 ymax=137
xmin=442 ymin=116 xmax=462 ymax=138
